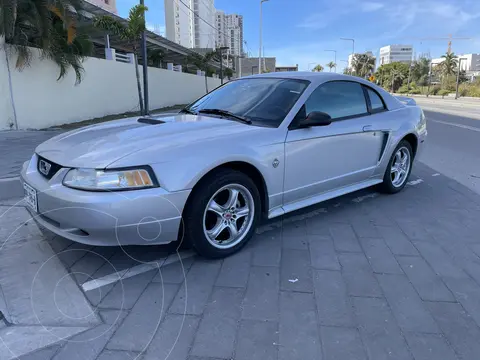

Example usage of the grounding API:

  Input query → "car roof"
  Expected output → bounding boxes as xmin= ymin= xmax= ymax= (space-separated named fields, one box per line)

xmin=240 ymin=72 xmax=405 ymax=111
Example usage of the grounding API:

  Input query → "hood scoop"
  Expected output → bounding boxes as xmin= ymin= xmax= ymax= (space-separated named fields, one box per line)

xmin=137 ymin=118 xmax=166 ymax=125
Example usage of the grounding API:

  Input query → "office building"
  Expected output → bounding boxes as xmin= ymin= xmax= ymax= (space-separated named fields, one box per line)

xmin=379 ymin=45 xmax=413 ymax=65
xmin=165 ymin=0 xmax=216 ymax=49
xmin=235 ymin=57 xmax=276 ymax=77
xmin=87 ymin=0 xmax=117 ymax=13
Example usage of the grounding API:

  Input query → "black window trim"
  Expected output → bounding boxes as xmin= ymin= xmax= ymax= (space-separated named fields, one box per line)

xmin=289 ymin=80 xmax=372 ymax=130
xmin=362 ymin=84 xmax=388 ymax=114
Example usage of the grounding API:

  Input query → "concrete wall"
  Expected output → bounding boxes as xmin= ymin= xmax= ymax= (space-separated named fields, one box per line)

xmin=0 ymin=47 xmax=221 ymax=130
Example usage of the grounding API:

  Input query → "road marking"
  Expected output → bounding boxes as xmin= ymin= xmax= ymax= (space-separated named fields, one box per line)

xmin=429 ymin=119 xmax=480 ymax=132
xmin=81 ymin=251 xmax=195 ymax=292
xmin=407 ymin=179 xmax=424 ymax=186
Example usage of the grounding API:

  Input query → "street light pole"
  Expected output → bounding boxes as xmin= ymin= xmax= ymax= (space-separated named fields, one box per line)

xmin=340 ymin=38 xmax=355 ymax=75
xmin=324 ymin=50 xmax=337 ymax=72
xmin=140 ymin=0 xmax=149 ymax=115
xmin=259 ymin=0 xmax=269 ymax=74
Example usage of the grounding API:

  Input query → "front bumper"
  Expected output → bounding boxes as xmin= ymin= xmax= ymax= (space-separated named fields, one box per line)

xmin=20 ymin=154 xmax=191 ymax=246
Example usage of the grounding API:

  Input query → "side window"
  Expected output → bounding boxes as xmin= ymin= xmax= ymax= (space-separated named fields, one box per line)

xmin=304 ymin=81 xmax=368 ymax=120
xmin=366 ymin=88 xmax=386 ymax=112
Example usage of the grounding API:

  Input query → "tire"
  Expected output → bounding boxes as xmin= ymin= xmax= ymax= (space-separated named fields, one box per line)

xmin=378 ymin=140 xmax=413 ymax=194
xmin=182 ymin=169 xmax=261 ymax=258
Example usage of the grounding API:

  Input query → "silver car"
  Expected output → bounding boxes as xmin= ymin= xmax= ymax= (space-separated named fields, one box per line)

xmin=21 ymin=72 xmax=427 ymax=258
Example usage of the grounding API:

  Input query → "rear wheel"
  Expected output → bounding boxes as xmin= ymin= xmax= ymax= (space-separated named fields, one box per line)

xmin=378 ymin=140 xmax=413 ymax=194
xmin=182 ymin=169 xmax=261 ymax=258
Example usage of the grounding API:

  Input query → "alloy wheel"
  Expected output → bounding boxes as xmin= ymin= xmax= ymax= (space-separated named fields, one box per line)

xmin=391 ymin=146 xmax=411 ymax=188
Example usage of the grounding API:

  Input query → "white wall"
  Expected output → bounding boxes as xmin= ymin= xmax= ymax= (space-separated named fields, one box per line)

xmin=0 ymin=47 xmax=221 ymax=130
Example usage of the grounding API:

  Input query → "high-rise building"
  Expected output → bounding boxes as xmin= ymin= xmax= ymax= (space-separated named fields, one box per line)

xmin=225 ymin=14 xmax=243 ymax=57
xmin=215 ymin=10 xmax=227 ymax=48
xmin=165 ymin=0 xmax=216 ymax=49
xmin=86 ymin=0 xmax=117 ymax=14
xmin=379 ymin=45 xmax=413 ymax=65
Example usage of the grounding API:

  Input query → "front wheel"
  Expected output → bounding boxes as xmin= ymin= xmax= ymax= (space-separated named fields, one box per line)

xmin=378 ymin=140 xmax=413 ymax=194
xmin=182 ymin=169 xmax=261 ymax=258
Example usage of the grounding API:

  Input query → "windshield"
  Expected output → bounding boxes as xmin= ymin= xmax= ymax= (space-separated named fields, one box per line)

xmin=185 ymin=78 xmax=309 ymax=127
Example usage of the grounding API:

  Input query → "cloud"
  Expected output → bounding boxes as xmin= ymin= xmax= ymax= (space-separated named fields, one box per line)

xmin=360 ymin=2 xmax=384 ymax=12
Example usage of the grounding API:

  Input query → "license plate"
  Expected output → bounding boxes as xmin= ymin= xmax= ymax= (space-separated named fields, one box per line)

xmin=23 ymin=182 xmax=38 ymax=213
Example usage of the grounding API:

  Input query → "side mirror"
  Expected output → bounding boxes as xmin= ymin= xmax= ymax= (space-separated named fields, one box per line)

xmin=298 ymin=111 xmax=332 ymax=128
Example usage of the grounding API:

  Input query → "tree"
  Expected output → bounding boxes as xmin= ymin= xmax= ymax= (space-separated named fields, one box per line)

xmin=187 ymin=50 xmax=218 ymax=92
xmin=1 ymin=0 xmax=93 ymax=84
xmin=326 ymin=61 xmax=336 ymax=72
xmin=343 ymin=67 xmax=351 ymax=75
xmin=412 ymin=57 xmax=430 ymax=86
xmin=224 ymin=67 xmax=233 ymax=80
xmin=147 ymin=48 xmax=164 ymax=68
xmin=374 ymin=62 xmax=409 ymax=92
xmin=352 ymin=53 xmax=375 ymax=78
xmin=94 ymin=4 xmax=148 ymax=114
xmin=312 ymin=64 xmax=323 ymax=72
xmin=439 ymin=52 xmax=458 ymax=77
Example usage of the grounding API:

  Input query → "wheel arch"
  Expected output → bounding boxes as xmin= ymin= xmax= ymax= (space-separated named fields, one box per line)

xmin=401 ymin=133 xmax=418 ymax=158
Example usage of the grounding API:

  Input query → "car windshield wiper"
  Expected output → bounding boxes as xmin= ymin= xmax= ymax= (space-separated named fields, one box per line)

xmin=179 ymin=108 xmax=197 ymax=115
xmin=198 ymin=109 xmax=252 ymax=124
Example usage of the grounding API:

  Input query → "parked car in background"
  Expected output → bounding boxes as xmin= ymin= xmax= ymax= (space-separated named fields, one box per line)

xmin=21 ymin=72 xmax=427 ymax=258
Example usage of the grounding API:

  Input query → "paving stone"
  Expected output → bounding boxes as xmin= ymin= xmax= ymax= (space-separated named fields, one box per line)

xmin=306 ymin=216 xmax=335 ymax=236
xmin=152 ymin=256 xmax=195 ymax=284
xmin=235 ymin=319 xmax=278 ymax=360
xmin=338 ymin=253 xmax=383 ymax=298
xmin=280 ymin=249 xmax=313 ymax=293
xmin=52 ymin=310 xmax=127 ymax=360
xmin=320 ymin=326 xmax=367 ymax=360
xmin=107 ymin=283 xmax=178 ymax=352
xmin=142 ymin=314 xmax=199 ymax=360
xmin=281 ymin=221 xmax=308 ymax=250
xmin=215 ymin=250 xmax=251 ymax=288
xmin=359 ymin=237 xmax=403 ymax=274
xmin=375 ymin=225 xmax=419 ymax=256
xmin=191 ymin=287 xmax=243 ymax=359
xmin=71 ymin=251 xmax=111 ymax=285
xmin=442 ymin=276 xmax=480 ymax=329
xmin=242 ymin=266 xmax=279 ymax=321
xmin=403 ymin=333 xmax=458 ymax=360
xmin=426 ymin=301 xmax=480 ymax=360
xmin=99 ymin=270 xmax=157 ymax=310
xmin=313 ymin=270 xmax=354 ymax=327
xmin=396 ymin=219 xmax=432 ymax=241
xmin=56 ymin=243 xmax=92 ymax=269
xmin=250 ymin=232 xmax=282 ymax=267
xmin=352 ymin=297 xmax=413 ymax=360
xmin=48 ymin=236 xmax=74 ymax=254
xmin=96 ymin=350 xmax=142 ymax=360
xmin=308 ymin=235 xmax=340 ymax=271
xmin=397 ymin=256 xmax=455 ymax=302
xmin=413 ymin=241 xmax=469 ymax=279
xmin=279 ymin=291 xmax=322 ymax=360
xmin=376 ymin=274 xmax=439 ymax=333
xmin=351 ymin=217 xmax=380 ymax=238
xmin=329 ymin=224 xmax=362 ymax=253
xmin=169 ymin=260 xmax=221 ymax=315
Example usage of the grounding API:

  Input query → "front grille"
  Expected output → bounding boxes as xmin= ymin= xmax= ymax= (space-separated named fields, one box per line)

xmin=37 ymin=156 xmax=62 ymax=180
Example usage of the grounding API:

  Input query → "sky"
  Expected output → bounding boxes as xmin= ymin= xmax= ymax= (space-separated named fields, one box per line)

xmin=116 ymin=0 xmax=480 ymax=71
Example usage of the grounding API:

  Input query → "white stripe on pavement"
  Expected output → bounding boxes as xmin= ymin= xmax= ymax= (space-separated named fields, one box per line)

xmin=429 ymin=119 xmax=480 ymax=132
xmin=81 ymin=250 xmax=196 ymax=292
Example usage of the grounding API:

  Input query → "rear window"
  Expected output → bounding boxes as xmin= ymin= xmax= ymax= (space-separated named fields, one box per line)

xmin=366 ymin=88 xmax=386 ymax=112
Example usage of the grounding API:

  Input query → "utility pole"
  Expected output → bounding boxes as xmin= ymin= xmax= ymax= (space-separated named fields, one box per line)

xmin=426 ymin=60 xmax=433 ymax=97
xmin=140 ymin=0 xmax=149 ymax=115
xmin=218 ymin=47 xmax=228 ymax=84
xmin=406 ymin=51 xmax=415 ymax=95
xmin=259 ymin=0 xmax=269 ymax=74
xmin=324 ymin=50 xmax=337 ymax=73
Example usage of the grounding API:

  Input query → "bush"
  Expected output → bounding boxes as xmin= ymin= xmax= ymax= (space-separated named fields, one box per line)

xmin=397 ymin=85 xmax=409 ymax=94
xmin=409 ymin=88 xmax=421 ymax=94
xmin=438 ymin=89 xmax=450 ymax=97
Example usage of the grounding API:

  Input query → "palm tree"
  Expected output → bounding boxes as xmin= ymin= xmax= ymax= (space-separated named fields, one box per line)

xmin=352 ymin=53 xmax=375 ymax=78
xmin=439 ymin=52 xmax=458 ymax=77
xmin=326 ymin=61 xmax=336 ymax=72
xmin=187 ymin=51 xmax=218 ymax=92
xmin=312 ymin=64 xmax=324 ymax=72
xmin=390 ymin=69 xmax=405 ymax=93
xmin=1 ymin=0 xmax=93 ymax=84
xmin=412 ymin=57 xmax=430 ymax=85
xmin=94 ymin=4 xmax=148 ymax=114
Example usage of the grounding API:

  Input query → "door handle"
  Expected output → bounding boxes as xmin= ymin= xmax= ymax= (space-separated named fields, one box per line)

xmin=363 ymin=125 xmax=373 ymax=132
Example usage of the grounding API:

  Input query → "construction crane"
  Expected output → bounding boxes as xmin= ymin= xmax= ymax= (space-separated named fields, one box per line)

xmin=403 ymin=34 xmax=472 ymax=54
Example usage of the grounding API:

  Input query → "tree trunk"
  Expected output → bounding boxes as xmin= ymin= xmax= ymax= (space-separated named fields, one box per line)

xmin=204 ymin=74 xmax=208 ymax=93
xmin=134 ymin=52 xmax=144 ymax=115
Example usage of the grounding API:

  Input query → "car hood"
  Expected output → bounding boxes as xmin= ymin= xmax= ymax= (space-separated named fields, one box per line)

xmin=36 ymin=114 xmax=268 ymax=168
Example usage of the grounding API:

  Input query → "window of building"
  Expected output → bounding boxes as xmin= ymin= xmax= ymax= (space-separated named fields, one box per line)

xmin=365 ymin=88 xmax=386 ymax=112
xmin=304 ymin=81 xmax=368 ymax=120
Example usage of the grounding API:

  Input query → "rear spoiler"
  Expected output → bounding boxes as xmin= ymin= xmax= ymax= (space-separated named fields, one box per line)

xmin=395 ymin=96 xmax=417 ymax=106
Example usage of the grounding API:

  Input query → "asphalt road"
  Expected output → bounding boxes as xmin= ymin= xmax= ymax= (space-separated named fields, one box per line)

xmin=418 ymin=108 xmax=480 ymax=195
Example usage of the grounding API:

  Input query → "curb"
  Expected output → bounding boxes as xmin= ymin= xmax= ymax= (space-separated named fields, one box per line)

xmin=0 ymin=177 xmax=22 ymax=201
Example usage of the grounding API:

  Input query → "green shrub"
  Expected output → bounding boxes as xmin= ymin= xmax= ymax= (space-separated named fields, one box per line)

xmin=397 ymin=85 xmax=409 ymax=94
xmin=438 ymin=89 xmax=450 ymax=97
xmin=409 ymin=88 xmax=421 ymax=94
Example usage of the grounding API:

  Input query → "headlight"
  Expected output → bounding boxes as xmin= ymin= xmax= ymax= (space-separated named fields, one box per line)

xmin=63 ymin=167 xmax=157 ymax=191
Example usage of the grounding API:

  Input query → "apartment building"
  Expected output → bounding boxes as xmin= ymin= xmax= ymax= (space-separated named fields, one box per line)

xmin=379 ymin=45 xmax=413 ymax=65
xmin=86 ymin=0 xmax=117 ymax=13
xmin=215 ymin=11 xmax=244 ymax=56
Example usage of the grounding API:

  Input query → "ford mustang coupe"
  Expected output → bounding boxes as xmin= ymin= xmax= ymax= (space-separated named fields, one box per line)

xmin=21 ymin=72 xmax=427 ymax=258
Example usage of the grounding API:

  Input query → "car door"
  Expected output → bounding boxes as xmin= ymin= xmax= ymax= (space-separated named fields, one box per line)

xmin=283 ymin=80 xmax=385 ymax=205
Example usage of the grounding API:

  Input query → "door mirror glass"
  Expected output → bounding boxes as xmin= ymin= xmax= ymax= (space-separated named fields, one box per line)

xmin=299 ymin=111 xmax=332 ymax=128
